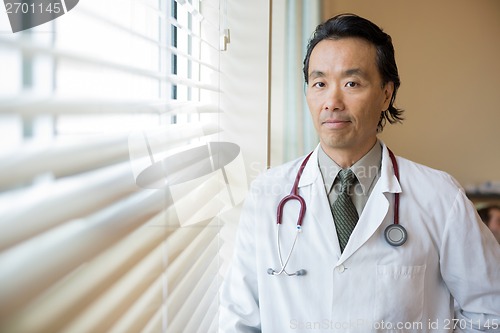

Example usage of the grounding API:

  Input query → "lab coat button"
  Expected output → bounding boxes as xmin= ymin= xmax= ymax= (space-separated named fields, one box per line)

xmin=337 ymin=264 xmax=345 ymax=273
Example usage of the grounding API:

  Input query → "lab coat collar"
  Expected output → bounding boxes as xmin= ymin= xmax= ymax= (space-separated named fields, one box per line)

xmin=297 ymin=144 xmax=322 ymax=188
xmin=298 ymin=142 xmax=401 ymax=194
xmin=376 ymin=141 xmax=402 ymax=195
xmin=297 ymin=141 xmax=402 ymax=263
xmin=339 ymin=141 xmax=402 ymax=262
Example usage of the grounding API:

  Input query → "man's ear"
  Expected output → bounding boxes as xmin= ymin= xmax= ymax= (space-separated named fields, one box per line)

xmin=383 ymin=82 xmax=395 ymax=110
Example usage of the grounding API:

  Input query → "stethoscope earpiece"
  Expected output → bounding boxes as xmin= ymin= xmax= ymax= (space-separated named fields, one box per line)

xmin=267 ymin=268 xmax=307 ymax=276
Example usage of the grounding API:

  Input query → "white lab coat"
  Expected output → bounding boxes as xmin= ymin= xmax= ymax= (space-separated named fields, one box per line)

xmin=219 ymin=142 xmax=500 ymax=333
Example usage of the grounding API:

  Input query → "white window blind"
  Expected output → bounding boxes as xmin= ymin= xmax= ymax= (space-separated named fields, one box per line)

xmin=0 ymin=0 xmax=235 ymax=332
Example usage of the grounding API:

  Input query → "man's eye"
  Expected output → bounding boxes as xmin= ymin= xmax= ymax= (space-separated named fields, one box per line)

xmin=312 ymin=82 xmax=325 ymax=88
xmin=345 ymin=81 xmax=358 ymax=88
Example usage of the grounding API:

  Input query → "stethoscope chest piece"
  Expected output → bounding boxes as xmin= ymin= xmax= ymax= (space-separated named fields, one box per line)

xmin=384 ymin=224 xmax=407 ymax=246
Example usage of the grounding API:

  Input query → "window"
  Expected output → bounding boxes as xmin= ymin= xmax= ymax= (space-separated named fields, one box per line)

xmin=0 ymin=0 xmax=234 ymax=331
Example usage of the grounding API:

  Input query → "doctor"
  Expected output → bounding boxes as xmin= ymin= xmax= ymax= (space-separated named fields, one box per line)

xmin=219 ymin=14 xmax=500 ymax=332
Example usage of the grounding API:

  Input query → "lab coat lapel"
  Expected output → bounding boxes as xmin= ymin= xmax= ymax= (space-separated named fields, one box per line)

xmin=339 ymin=143 xmax=402 ymax=263
xmin=298 ymin=145 xmax=342 ymax=259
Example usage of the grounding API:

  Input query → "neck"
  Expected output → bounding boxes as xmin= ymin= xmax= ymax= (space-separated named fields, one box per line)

xmin=321 ymin=138 xmax=378 ymax=169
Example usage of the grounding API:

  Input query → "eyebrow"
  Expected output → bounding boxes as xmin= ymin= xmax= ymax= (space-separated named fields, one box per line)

xmin=344 ymin=68 xmax=367 ymax=78
xmin=308 ymin=68 xmax=368 ymax=80
xmin=308 ymin=70 xmax=325 ymax=80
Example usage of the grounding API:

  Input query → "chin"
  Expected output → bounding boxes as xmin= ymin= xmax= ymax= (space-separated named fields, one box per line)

xmin=321 ymin=137 xmax=351 ymax=150
xmin=326 ymin=136 xmax=368 ymax=153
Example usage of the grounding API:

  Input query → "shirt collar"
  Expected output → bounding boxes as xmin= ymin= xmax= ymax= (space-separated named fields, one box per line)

xmin=317 ymin=141 xmax=382 ymax=195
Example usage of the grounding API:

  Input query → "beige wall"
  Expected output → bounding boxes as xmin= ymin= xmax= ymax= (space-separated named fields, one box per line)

xmin=322 ymin=0 xmax=500 ymax=188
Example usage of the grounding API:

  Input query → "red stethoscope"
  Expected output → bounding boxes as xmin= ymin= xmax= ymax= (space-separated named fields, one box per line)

xmin=267 ymin=148 xmax=406 ymax=277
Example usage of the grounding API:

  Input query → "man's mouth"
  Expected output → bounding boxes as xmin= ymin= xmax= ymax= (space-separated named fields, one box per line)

xmin=321 ymin=119 xmax=351 ymax=129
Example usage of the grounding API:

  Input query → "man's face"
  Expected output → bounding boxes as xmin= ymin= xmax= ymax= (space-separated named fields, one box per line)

xmin=488 ymin=208 xmax=500 ymax=243
xmin=306 ymin=38 xmax=394 ymax=162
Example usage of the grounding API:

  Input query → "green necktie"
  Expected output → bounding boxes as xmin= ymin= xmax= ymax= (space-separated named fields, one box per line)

xmin=332 ymin=169 xmax=359 ymax=252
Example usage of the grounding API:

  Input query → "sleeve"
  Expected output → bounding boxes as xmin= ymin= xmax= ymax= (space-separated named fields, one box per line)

xmin=219 ymin=181 xmax=261 ymax=333
xmin=440 ymin=189 xmax=500 ymax=332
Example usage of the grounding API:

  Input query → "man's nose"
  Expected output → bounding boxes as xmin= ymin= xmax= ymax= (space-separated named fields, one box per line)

xmin=323 ymin=86 xmax=344 ymax=111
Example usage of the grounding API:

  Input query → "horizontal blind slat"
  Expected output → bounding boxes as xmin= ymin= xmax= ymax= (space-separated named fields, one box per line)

xmin=60 ymin=6 xmax=217 ymax=68
xmin=195 ymin=277 xmax=222 ymax=333
xmin=141 ymin=306 xmax=163 ymax=333
xmin=0 ymin=36 xmax=164 ymax=79
xmin=0 ymin=211 xmax=173 ymax=333
xmin=0 ymin=136 xmax=130 ymax=189
xmin=165 ymin=223 xmax=218 ymax=289
xmin=166 ymin=226 xmax=219 ymax=321
xmin=0 ymin=189 xmax=165 ymax=322
xmin=0 ymin=138 xmax=229 ymax=251
xmin=0 ymin=0 xmax=224 ymax=332
xmin=0 ymin=98 xmax=220 ymax=116
xmin=108 ymin=272 xmax=165 ymax=333
xmin=167 ymin=74 xmax=220 ymax=91
xmin=0 ymin=122 xmax=220 ymax=189
xmin=168 ymin=46 xmax=219 ymax=72
xmin=0 ymin=38 xmax=220 ymax=89
xmin=168 ymin=254 xmax=220 ymax=332
xmin=0 ymin=162 xmax=136 ymax=251
xmin=61 ymin=240 xmax=167 ymax=333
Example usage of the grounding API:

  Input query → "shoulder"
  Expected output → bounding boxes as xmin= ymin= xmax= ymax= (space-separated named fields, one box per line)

xmin=395 ymin=155 xmax=463 ymax=201
xmin=397 ymin=156 xmax=461 ymax=186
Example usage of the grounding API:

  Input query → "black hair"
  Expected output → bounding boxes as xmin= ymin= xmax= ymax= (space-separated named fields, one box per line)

xmin=478 ymin=205 xmax=500 ymax=226
xmin=303 ymin=13 xmax=403 ymax=132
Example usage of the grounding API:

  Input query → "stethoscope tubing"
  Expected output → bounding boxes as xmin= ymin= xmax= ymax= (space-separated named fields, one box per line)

xmin=272 ymin=225 xmax=301 ymax=276
xmin=269 ymin=147 xmax=405 ymax=277
xmin=388 ymin=148 xmax=400 ymax=225
xmin=276 ymin=151 xmax=313 ymax=227
xmin=269 ymin=152 xmax=313 ymax=276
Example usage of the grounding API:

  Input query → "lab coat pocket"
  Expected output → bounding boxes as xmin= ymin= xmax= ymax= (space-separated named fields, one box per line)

xmin=374 ymin=264 xmax=426 ymax=329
